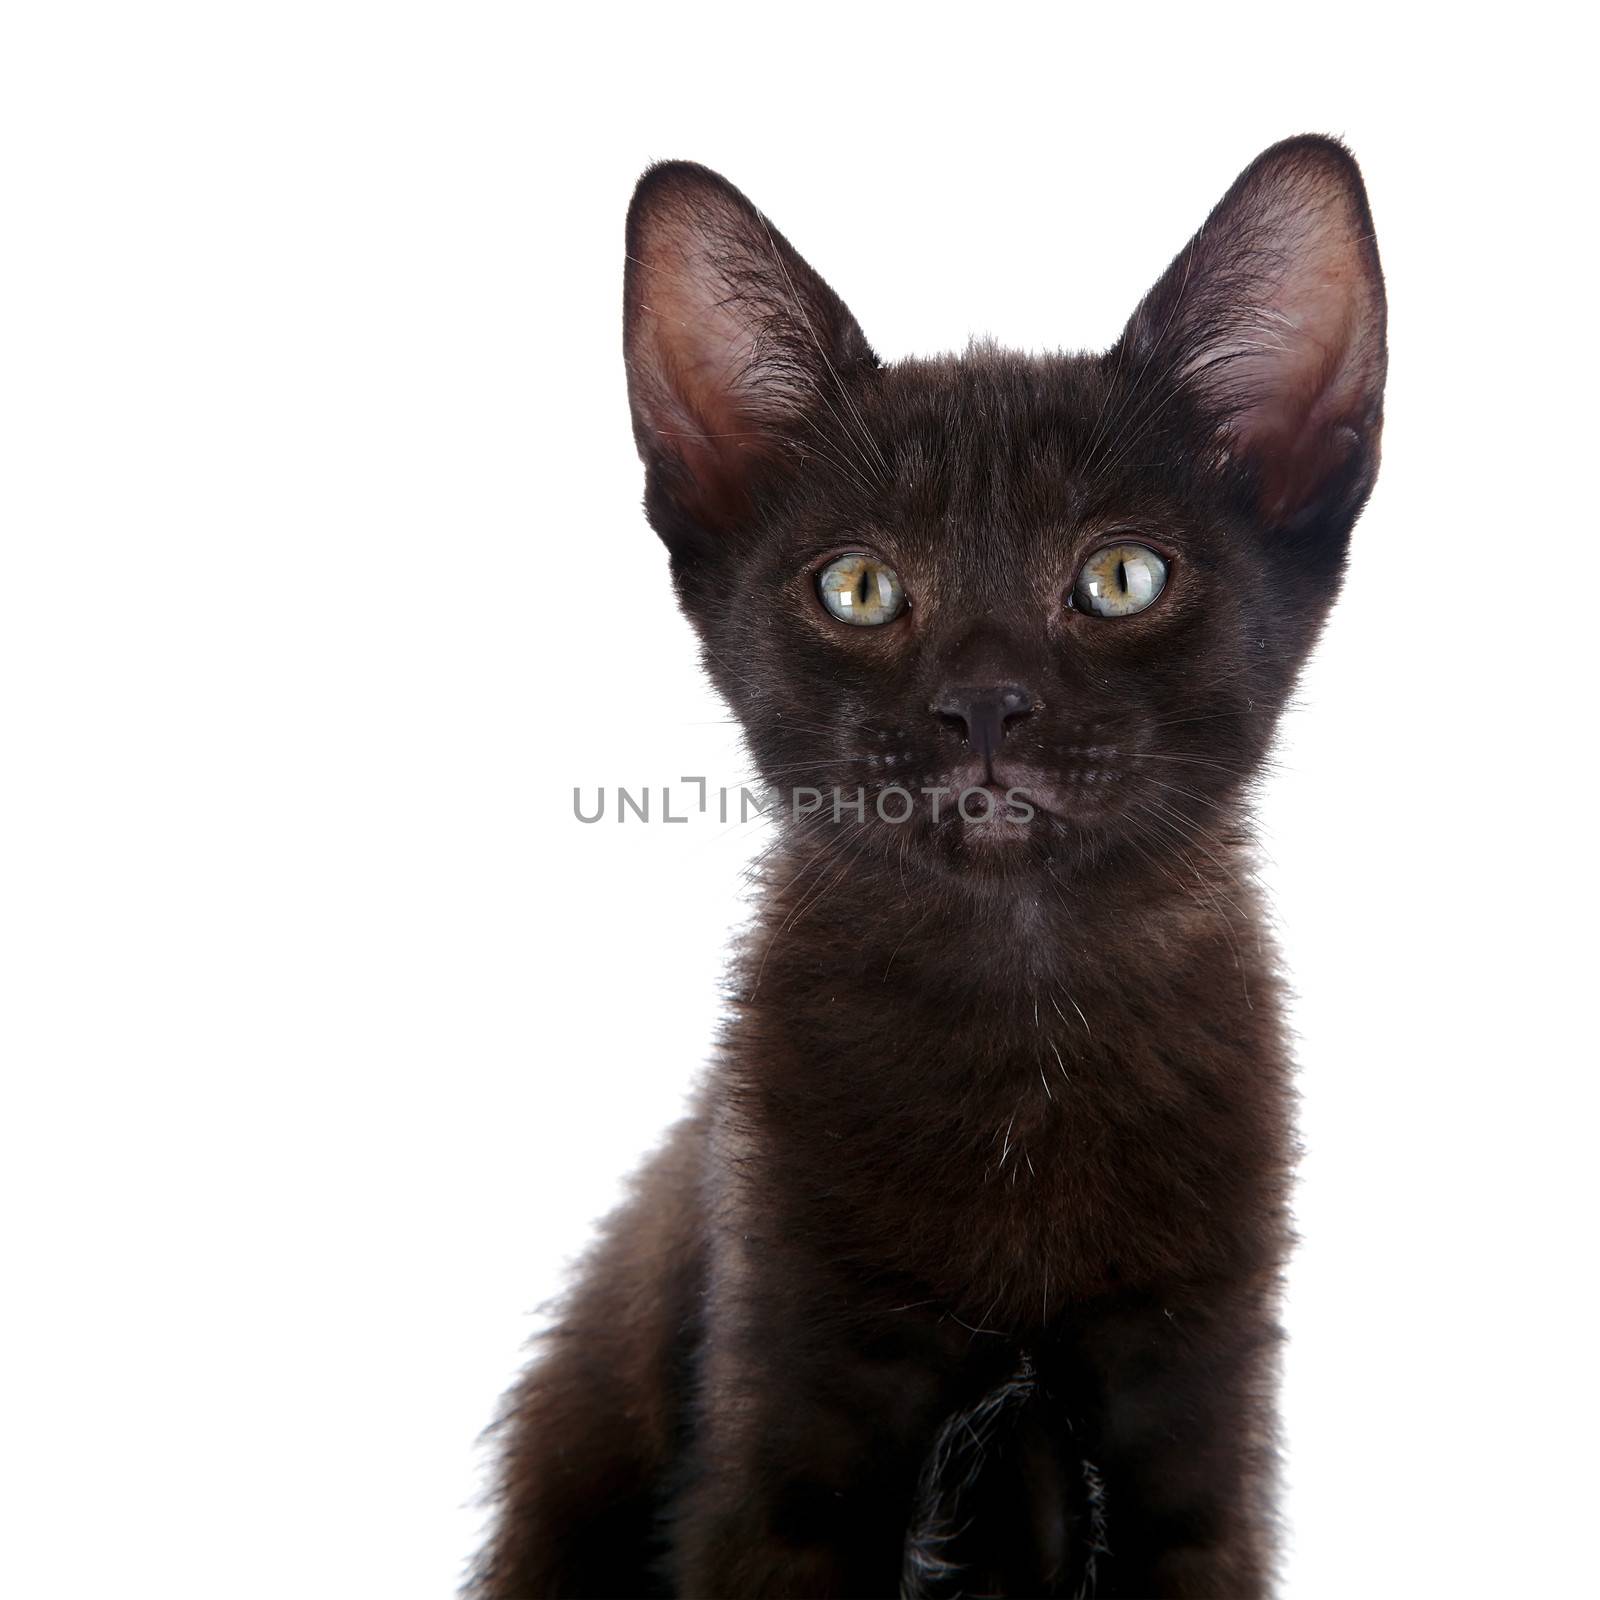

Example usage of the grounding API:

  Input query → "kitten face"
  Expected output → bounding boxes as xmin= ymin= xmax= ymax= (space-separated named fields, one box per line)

xmin=624 ymin=142 xmax=1386 ymax=882
xmin=673 ymin=354 xmax=1312 ymax=877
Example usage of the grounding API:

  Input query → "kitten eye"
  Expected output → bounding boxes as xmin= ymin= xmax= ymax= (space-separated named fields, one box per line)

xmin=1070 ymin=543 xmax=1168 ymax=618
xmin=817 ymin=552 xmax=906 ymax=627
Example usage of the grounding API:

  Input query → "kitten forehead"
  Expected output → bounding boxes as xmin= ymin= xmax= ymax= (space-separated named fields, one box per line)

xmin=826 ymin=349 xmax=1188 ymax=546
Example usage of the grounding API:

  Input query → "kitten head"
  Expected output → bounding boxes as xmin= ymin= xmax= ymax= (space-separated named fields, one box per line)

xmin=622 ymin=139 xmax=1386 ymax=881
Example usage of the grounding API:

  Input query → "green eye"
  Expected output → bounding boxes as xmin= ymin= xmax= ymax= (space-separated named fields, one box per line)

xmin=1071 ymin=542 xmax=1168 ymax=618
xmin=817 ymin=552 xmax=906 ymax=626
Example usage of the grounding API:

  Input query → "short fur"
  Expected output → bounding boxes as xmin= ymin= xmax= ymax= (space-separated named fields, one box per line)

xmin=474 ymin=137 xmax=1386 ymax=1598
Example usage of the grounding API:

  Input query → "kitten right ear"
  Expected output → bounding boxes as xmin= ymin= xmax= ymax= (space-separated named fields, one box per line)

xmin=623 ymin=162 xmax=876 ymax=564
xmin=1117 ymin=136 xmax=1387 ymax=542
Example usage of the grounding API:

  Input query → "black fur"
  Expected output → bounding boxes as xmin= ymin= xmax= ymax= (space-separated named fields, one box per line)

xmin=474 ymin=136 xmax=1386 ymax=1598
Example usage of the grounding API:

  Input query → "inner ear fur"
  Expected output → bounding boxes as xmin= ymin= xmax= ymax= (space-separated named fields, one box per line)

xmin=1119 ymin=136 xmax=1387 ymax=532
xmin=623 ymin=162 xmax=876 ymax=558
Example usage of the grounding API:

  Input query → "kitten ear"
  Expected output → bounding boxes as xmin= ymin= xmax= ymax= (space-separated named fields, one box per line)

xmin=624 ymin=162 xmax=877 ymax=562
xmin=1119 ymin=136 xmax=1387 ymax=533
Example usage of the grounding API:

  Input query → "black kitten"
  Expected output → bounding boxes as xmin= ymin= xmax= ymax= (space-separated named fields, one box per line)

xmin=475 ymin=137 xmax=1385 ymax=1598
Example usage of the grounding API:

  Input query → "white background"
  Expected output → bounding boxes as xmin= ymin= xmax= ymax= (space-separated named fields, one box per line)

xmin=3 ymin=6 xmax=1594 ymax=1596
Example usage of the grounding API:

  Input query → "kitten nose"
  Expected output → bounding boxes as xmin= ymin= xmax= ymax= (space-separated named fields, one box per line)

xmin=930 ymin=684 xmax=1034 ymax=762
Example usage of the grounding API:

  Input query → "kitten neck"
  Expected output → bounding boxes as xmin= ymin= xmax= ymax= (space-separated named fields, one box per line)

xmin=743 ymin=823 xmax=1257 ymax=1018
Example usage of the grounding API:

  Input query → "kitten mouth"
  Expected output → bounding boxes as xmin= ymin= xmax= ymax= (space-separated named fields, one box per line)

xmin=926 ymin=758 xmax=1125 ymax=829
xmin=936 ymin=757 xmax=1027 ymax=788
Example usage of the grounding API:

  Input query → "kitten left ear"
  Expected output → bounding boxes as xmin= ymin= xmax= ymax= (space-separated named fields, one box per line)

xmin=1118 ymin=136 xmax=1387 ymax=534
xmin=623 ymin=162 xmax=878 ymax=564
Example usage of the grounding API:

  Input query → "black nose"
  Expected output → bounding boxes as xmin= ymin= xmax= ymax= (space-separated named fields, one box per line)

xmin=930 ymin=684 xmax=1034 ymax=763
